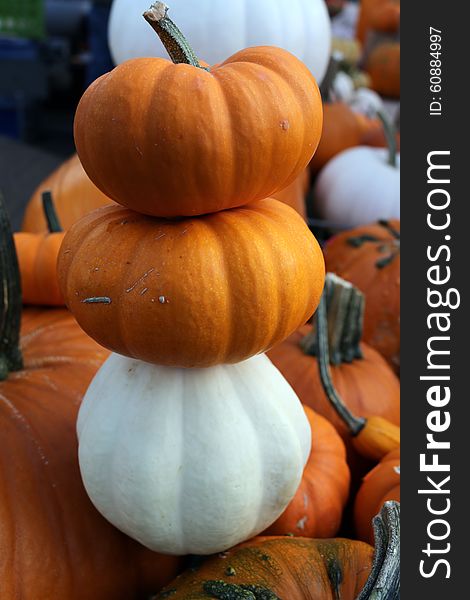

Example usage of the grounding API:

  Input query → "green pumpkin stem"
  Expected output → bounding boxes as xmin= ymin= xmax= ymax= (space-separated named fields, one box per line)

xmin=376 ymin=110 xmax=397 ymax=168
xmin=311 ymin=274 xmax=365 ymax=436
xmin=358 ymin=501 xmax=400 ymax=600
xmin=143 ymin=2 xmax=209 ymax=71
xmin=300 ymin=273 xmax=364 ymax=365
xmin=42 ymin=190 xmax=62 ymax=233
xmin=0 ymin=191 xmax=23 ymax=380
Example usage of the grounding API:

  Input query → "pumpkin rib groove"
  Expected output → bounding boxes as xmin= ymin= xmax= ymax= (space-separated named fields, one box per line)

xmin=214 ymin=72 xmax=239 ymax=210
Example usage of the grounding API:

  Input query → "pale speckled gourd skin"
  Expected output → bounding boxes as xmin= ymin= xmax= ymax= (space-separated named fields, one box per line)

xmin=108 ymin=0 xmax=331 ymax=83
xmin=77 ymin=353 xmax=311 ymax=555
xmin=314 ymin=146 xmax=400 ymax=228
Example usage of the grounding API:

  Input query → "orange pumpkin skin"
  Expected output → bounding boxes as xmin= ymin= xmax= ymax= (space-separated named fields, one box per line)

xmin=357 ymin=114 xmax=401 ymax=151
xmin=264 ymin=406 xmax=350 ymax=538
xmin=324 ymin=221 xmax=400 ymax=372
xmin=366 ymin=42 xmax=400 ymax=98
xmin=273 ymin=168 xmax=309 ymax=219
xmin=357 ymin=0 xmax=400 ymax=44
xmin=309 ymin=103 xmax=362 ymax=173
xmin=58 ymin=199 xmax=325 ymax=367
xmin=74 ymin=47 xmax=323 ymax=218
xmin=14 ymin=232 xmax=65 ymax=305
xmin=354 ymin=448 xmax=400 ymax=545
xmin=22 ymin=154 xmax=112 ymax=234
xmin=0 ymin=309 xmax=183 ymax=599
xmin=155 ymin=535 xmax=373 ymax=600
xmin=21 ymin=154 xmax=308 ymax=232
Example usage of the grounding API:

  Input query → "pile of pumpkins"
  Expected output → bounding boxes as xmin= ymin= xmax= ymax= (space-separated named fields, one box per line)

xmin=1 ymin=1 xmax=401 ymax=598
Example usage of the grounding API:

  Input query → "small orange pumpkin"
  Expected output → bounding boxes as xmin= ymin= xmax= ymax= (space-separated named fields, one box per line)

xmin=274 ymin=168 xmax=309 ymax=219
xmin=74 ymin=4 xmax=323 ymax=217
xmin=309 ymin=102 xmax=363 ymax=173
xmin=58 ymin=199 xmax=325 ymax=367
xmin=264 ymin=406 xmax=350 ymax=538
xmin=14 ymin=192 xmax=65 ymax=306
xmin=354 ymin=448 xmax=400 ymax=544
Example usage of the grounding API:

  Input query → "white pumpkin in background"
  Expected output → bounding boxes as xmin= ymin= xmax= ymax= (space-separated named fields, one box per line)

xmin=349 ymin=87 xmax=384 ymax=118
xmin=314 ymin=145 xmax=400 ymax=227
xmin=331 ymin=70 xmax=355 ymax=103
xmin=108 ymin=0 xmax=332 ymax=83
xmin=77 ymin=352 xmax=311 ymax=556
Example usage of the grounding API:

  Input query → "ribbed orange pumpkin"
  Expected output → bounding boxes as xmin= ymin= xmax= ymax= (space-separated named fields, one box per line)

xmin=74 ymin=5 xmax=323 ymax=217
xmin=324 ymin=220 xmax=400 ymax=372
xmin=58 ymin=199 xmax=325 ymax=367
xmin=0 ymin=193 xmax=183 ymax=599
xmin=274 ymin=168 xmax=309 ymax=219
xmin=264 ymin=406 xmax=350 ymax=538
xmin=354 ymin=448 xmax=400 ymax=544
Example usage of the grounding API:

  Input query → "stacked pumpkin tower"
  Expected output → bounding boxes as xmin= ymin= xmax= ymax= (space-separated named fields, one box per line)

xmin=57 ymin=2 xmax=325 ymax=555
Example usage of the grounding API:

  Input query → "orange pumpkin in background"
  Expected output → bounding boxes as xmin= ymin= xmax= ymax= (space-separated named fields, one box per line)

xmin=14 ymin=231 xmax=65 ymax=306
xmin=354 ymin=448 xmax=400 ymax=544
xmin=365 ymin=42 xmax=400 ymax=98
xmin=264 ymin=406 xmax=350 ymax=538
xmin=324 ymin=220 xmax=400 ymax=373
xmin=309 ymin=102 xmax=362 ymax=173
xmin=74 ymin=6 xmax=323 ymax=217
xmin=356 ymin=0 xmax=400 ymax=45
xmin=15 ymin=192 xmax=69 ymax=306
xmin=22 ymin=154 xmax=111 ymax=234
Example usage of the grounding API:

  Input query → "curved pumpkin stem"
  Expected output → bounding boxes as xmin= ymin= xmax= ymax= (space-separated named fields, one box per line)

xmin=143 ymin=2 xmax=209 ymax=71
xmin=313 ymin=276 xmax=366 ymax=436
xmin=42 ymin=190 xmax=62 ymax=233
xmin=357 ymin=501 xmax=400 ymax=600
xmin=0 ymin=191 xmax=23 ymax=380
xmin=376 ymin=110 xmax=397 ymax=168
xmin=313 ymin=274 xmax=400 ymax=460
